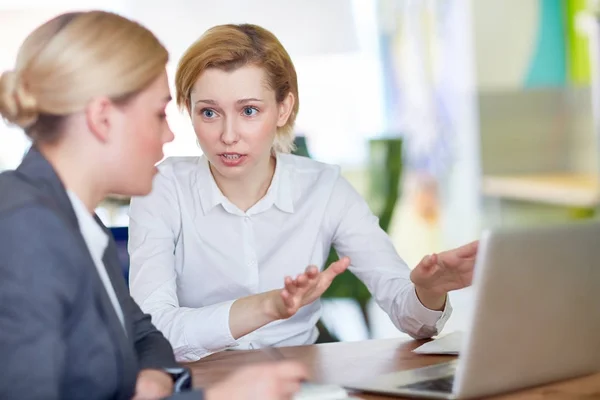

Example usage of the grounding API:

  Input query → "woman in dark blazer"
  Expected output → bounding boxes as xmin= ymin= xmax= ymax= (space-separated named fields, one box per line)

xmin=0 ymin=11 xmax=306 ymax=400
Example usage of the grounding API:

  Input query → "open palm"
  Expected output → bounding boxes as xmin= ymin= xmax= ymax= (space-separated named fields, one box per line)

xmin=274 ymin=257 xmax=351 ymax=319
xmin=410 ymin=241 xmax=479 ymax=296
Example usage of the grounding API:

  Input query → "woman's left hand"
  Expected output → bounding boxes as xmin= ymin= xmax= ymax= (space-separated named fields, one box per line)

xmin=410 ymin=241 xmax=479 ymax=309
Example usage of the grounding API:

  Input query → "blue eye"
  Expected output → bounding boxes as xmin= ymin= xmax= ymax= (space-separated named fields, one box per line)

xmin=201 ymin=109 xmax=216 ymax=118
xmin=243 ymin=107 xmax=258 ymax=117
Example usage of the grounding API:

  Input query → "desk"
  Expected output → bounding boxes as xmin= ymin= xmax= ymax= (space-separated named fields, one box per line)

xmin=187 ymin=338 xmax=600 ymax=399
xmin=481 ymin=174 xmax=600 ymax=208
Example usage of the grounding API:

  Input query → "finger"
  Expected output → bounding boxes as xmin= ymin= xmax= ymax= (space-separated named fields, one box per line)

xmin=455 ymin=240 xmax=479 ymax=258
xmin=296 ymin=273 xmax=309 ymax=288
xmin=418 ymin=254 xmax=435 ymax=270
xmin=285 ymin=276 xmax=298 ymax=295
xmin=429 ymin=253 xmax=439 ymax=266
xmin=284 ymin=276 xmax=294 ymax=287
xmin=324 ymin=256 xmax=350 ymax=279
xmin=305 ymin=265 xmax=319 ymax=278
xmin=280 ymin=290 xmax=295 ymax=309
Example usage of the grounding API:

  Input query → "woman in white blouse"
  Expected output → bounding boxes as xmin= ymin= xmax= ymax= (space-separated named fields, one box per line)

xmin=128 ymin=23 xmax=478 ymax=362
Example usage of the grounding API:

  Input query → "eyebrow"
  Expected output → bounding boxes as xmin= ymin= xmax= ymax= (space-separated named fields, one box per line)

xmin=195 ymin=99 xmax=217 ymax=105
xmin=194 ymin=98 xmax=264 ymax=106
xmin=236 ymin=98 xmax=264 ymax=104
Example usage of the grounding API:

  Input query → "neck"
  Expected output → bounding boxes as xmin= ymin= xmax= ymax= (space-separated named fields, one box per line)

xmin=211 ymin=154 xmax=276 ymax=212
xmin=38 ymin=143 xmax=107 ymax=214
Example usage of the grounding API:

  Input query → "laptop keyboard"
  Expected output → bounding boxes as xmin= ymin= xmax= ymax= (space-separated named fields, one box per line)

xmin=399 ymin=375 xmax=454 ymax=393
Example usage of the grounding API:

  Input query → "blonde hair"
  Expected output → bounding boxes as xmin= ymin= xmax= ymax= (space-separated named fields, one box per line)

xmin=175 ymin=24 xmax=299 ymax=154
xmin=0 ymin=11 xmax=168 ymax=142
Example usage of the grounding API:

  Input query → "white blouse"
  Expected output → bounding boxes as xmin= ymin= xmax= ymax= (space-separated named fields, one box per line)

xmin=128 ymin=153 xmax=451 ymax=361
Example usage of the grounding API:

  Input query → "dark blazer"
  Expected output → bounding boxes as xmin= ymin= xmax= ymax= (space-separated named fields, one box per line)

xmin=0 ymin=148 xmax=202 ymax=400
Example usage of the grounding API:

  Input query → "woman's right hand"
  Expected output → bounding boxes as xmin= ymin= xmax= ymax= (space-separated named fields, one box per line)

xmin=205 ymin=361 xmax=309 ymax=400
xmin=269 ymin=257 xmax=351 ymax=320
xmin=228 ymin=257 xmax=350 ymax=340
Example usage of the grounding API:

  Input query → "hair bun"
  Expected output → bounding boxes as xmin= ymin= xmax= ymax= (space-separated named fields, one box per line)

xmin=0 ymin=69 xmax=39 ymax=128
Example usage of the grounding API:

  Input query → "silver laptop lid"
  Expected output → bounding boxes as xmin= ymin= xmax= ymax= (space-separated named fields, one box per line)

xmin=455 ymin=221 xmax=600 ymax=398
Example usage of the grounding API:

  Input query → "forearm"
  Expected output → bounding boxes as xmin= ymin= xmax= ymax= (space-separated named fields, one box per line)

xmin=229 ymin=290 xmax=280 ymax=339
xmin=140 ymin=290 xmax=281 ymax=360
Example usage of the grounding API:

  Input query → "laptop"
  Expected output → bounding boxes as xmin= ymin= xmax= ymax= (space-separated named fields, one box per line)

xmin=345 ymin=221 xmax=600 ymax=399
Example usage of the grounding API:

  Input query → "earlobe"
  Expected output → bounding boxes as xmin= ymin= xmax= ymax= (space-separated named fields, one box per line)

xmin=277 ymin=92 xmax=295 ymax=128
xmin=85 ymin=97 xmax=113 ymax=142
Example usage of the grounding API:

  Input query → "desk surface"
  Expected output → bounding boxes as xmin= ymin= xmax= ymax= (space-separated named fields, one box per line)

xmin=481 ymin=173 xmax=600 ymax=208
xmin=187 ymin=338 xmax=600 ymax=399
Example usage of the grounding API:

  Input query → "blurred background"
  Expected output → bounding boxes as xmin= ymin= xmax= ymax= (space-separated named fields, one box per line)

xmin=1 ymin=0 xmax=599 ymax=343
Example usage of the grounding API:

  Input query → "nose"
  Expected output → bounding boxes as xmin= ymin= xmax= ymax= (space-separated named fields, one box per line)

xmin=220 ymin=117 xmax=239 ymax=145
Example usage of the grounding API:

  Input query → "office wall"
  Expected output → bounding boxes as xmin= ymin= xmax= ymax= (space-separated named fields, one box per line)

xmin=472 ymin=0 xmax=567 ymax=90
xmin=478 ymin=87 xmax=596 ymax=175
xmin=376 ymin=0 xmax=482 ymax=248
xmin=0 ymin=0 xmax=385 ymax=169
xmin=0 ymin=9 xmax=64 ymax=170
xmin=472 ymin=0 xmax=598 ymax=177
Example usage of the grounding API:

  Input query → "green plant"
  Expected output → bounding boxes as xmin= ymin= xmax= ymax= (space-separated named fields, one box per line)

xmin=321 ymin=138 xmax=403 ymax=308
xmin=292 ymin=136 xmax=404 ymax=339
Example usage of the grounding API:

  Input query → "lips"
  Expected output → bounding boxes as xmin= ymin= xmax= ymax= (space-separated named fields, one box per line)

xmin=218 ymin=152 xmax=247 ymax=167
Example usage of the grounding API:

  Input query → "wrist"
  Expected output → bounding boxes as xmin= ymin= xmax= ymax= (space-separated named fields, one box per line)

xmin=261 ymin=290 xmax=283 ymax=321
xmin=414 ymin=285 xmax=447 ymax=311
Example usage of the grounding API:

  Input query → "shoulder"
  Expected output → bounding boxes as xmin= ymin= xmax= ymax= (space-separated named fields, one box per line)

xmin=0 ymin=172 xmax=83 ymax=256
xmin=0 ymin=171 xmax=82 ymax=235
xmin=0 ymin=173 xmax=89 ymax=291
xmin=0 ymin=169 xmax=44 ymax=216
xmin=0 ymin=201 xmax=85 ymax=285
xmin=157 ymin=156 xmax=203 ymax=173
xmin=278 ymin=154 xmax=360 ymax=195
xmin=0 ymin=198 xmax=79 ymax=253
xmin=278 ymin=153 xmax=341 ymax=184
xmin=137 ymin=156 xmax=204 ymax=199
xmin=129 ymin=156 xmax=206 ymax=216
xmin=149 ymin=156 xmax=206 ymax=189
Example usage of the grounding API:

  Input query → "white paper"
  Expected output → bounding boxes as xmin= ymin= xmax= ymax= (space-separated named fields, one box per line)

xmin=294 ymin=383 xmax=356 ymax=400
xmin=412 ymin=331 xmax=464 ymax=355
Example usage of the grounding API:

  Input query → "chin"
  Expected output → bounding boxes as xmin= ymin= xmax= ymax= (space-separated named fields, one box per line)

xmin=114 ymin=176 xmax=154 ymax=198
xmin=134 ymin=183 xmax=154 ymax=197
xmin=212 ymin=164 xmax=248 ymax=180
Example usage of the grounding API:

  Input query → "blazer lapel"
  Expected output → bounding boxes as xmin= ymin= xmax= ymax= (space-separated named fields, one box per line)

xmin=98 ymin=224 xmax=135 ymax=337
xmin=101 ymin=240 xmax=139 ymax=399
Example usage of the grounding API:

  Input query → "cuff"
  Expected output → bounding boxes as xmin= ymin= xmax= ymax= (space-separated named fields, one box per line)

xmin=162 ymin=367 xmax=193 ymax=392
xmin=407 ymin=286 xmax=453 ymax=333
xmin=183 ymin=299 xmax=239 ymax=356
